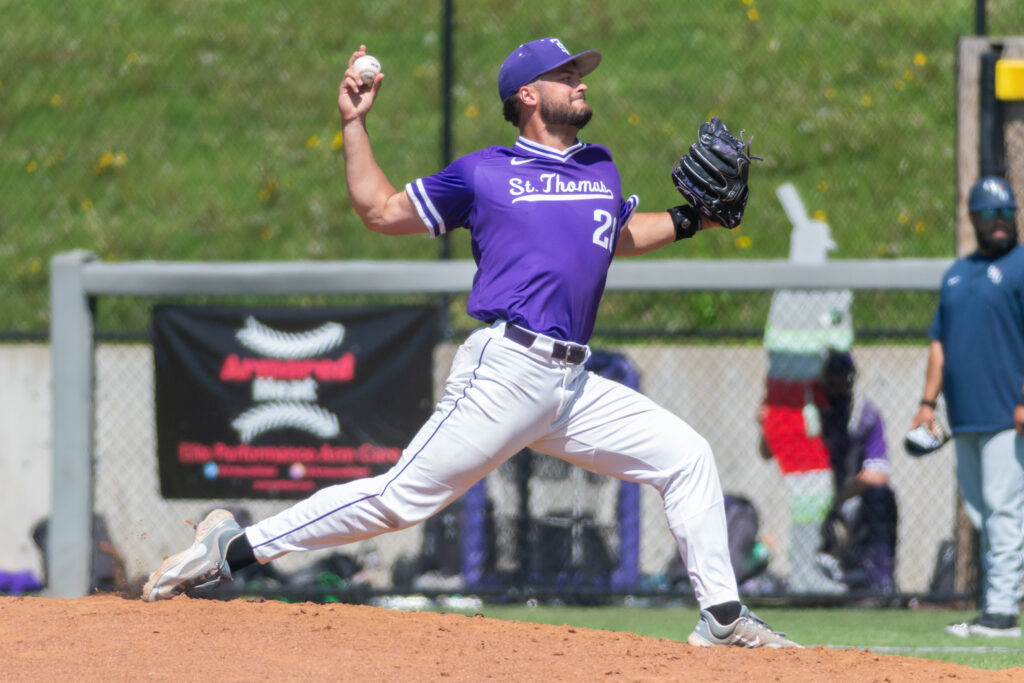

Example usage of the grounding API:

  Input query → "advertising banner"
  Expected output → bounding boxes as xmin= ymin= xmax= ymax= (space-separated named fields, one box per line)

xmin=153 ymin=305 xmax=437 ymax=499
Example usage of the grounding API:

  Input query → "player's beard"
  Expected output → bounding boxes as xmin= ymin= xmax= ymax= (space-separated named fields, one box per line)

xmin=974 ymin=219 xmax=1018 ymax=257
xmin=540 ymin=97 xmax=592 ymax=129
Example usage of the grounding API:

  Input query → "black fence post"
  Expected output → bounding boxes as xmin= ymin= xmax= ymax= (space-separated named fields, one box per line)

xmin=437 ymin=0 xmax=456 ymax=341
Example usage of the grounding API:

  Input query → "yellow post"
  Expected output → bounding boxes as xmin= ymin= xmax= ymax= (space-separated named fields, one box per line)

xmin=996 ymin=59 xmax=1024 ymax=101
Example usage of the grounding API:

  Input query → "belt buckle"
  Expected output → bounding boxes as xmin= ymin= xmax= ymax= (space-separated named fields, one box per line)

xmin=554 ymin=342 xmax=584 ymax=365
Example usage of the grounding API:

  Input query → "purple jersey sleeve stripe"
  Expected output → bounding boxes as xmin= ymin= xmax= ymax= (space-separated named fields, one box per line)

xmin=405 ymin=179 xmax=446 ymax=237
xmin=620 ymin=194 xmax=639 ymax=226
xmin=609 ymin=194 xmax=638 ymax=255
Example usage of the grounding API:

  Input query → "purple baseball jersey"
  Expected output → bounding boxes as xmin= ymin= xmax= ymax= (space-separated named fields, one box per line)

xmin=406 ymin=136 xmax=638 ymax=344
xmin=822 ymin=393 xmax=889 ymax=490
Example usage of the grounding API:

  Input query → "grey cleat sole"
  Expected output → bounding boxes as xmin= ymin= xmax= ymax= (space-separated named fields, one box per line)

xmin=141 ymin=509 xmax=238 ymax=602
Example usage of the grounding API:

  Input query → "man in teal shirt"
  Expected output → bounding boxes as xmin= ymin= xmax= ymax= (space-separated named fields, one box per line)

xmin=912 ymin=176 xmax=1024 ymax=638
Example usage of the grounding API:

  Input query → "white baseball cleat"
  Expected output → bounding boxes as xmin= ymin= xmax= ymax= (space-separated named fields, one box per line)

xmin=142 ymin=509 xmax=243 ymax=602
xmin=945 ymin=613 xmax=1021 ymax=638
xmin=687 ymin=605 xmax=802 ymax=648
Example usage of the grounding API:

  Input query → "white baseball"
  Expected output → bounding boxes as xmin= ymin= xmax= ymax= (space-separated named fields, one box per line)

xmin=353 ymin=55 xmax=381 ymax=85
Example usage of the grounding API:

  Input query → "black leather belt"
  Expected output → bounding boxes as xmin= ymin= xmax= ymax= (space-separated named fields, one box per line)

xmin=504 ymin=324 xmax=587 ymax=365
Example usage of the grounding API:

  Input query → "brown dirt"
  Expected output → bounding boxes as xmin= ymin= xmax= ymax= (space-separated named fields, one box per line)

xmin=0 ymin=595 xmax=1019 ymax=682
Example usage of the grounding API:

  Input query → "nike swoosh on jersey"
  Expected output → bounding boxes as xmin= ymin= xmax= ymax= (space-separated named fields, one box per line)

xmin=510 ymin=157 xmax=535 ymax=165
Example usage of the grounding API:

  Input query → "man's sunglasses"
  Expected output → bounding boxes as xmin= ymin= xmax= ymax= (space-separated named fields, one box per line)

xmin=977 ymin=207 xmax=1016 ymax=221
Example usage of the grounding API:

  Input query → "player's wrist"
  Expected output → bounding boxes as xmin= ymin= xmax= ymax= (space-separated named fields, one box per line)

xmin=340 ymin=114 xmax=368 ymax=130
xmin=668 ymin=204 xmax=702 ymax=241
xmin=919 ymin=398 xmax=937 ymax=409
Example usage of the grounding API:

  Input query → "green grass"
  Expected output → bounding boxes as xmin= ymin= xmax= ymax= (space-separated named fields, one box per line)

xmin=1 ymin=1 xmax=1020 ymax=330
xmin=434 ymin=604 xmax=1024 ymax=670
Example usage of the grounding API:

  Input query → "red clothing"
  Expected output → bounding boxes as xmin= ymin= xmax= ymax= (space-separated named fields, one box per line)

xmin=763 ymin=377 xmax=831 ymax=474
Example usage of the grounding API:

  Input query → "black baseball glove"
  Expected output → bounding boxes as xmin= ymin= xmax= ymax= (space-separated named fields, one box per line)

xmin=904 ymin=420 xmax=950 ymax=457
xmin=672 ymin=116 xmax=760 ymax=229
xmin=818 ymin=508 xmax=850 ymax=559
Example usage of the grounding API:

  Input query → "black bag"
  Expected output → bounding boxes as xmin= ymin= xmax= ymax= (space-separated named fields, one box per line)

xmin=668 ymin=494 xmax=767 ymax=585
xmin=528 ymin=510 xmax=615 ymax=586
xmin=723 ymin=494 xmax=769 ymax=583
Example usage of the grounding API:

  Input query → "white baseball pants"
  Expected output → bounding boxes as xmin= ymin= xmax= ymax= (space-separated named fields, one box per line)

xmin=246 ymin=322 xmax=739 ymax=608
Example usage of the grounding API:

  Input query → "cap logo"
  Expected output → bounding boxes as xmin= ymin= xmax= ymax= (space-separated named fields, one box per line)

xmin=548 ymin=38 xmax=569 ymax=55
xmin=983 ymin=178 xmax=1012 ymax=203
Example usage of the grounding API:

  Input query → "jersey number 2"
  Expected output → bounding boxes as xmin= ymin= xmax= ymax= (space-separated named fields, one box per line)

xmin=591 ymin=209 xmax=616 ymax=252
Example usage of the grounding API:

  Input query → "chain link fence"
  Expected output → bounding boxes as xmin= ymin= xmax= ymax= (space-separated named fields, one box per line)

xmin=8 ymin=2 xmax=1023 ymax=604
xmin=81 ymin=284 xmax=954 ymax=604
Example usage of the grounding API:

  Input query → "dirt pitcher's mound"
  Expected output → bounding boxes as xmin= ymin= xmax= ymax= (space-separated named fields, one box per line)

xmin=0 ymin=595 xmax=1018 ymax=682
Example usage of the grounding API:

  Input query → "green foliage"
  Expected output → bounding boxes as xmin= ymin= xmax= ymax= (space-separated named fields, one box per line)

xmin=0 ymin=1 xmax=1017 ymax=331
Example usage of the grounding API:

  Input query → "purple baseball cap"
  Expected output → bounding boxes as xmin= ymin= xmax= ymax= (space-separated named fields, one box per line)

xmin=498 ymin=37 xmax=601 ymax=101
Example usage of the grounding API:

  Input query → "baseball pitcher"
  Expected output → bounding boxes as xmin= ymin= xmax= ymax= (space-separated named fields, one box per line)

xmin=142 ymin=37 xmax=798 ymax=649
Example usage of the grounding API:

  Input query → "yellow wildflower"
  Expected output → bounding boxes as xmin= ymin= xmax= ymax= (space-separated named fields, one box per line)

xmin=258 ymin=179 xmax=279 ymax=203
xmin=94 ymin=152 xmax=120 ymax=174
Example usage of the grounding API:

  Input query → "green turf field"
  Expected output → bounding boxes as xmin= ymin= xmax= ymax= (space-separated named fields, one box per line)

xmin=436 ymin=605 xmax=1024 ymax=670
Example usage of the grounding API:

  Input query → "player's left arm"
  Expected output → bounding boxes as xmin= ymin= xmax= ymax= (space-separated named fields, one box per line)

xmin=614 ymin=209 xmax=723 ymax=257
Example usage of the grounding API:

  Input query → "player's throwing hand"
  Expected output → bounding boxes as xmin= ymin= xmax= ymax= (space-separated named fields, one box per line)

xmin=338 ymin=44 xmax=383 ymax=125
